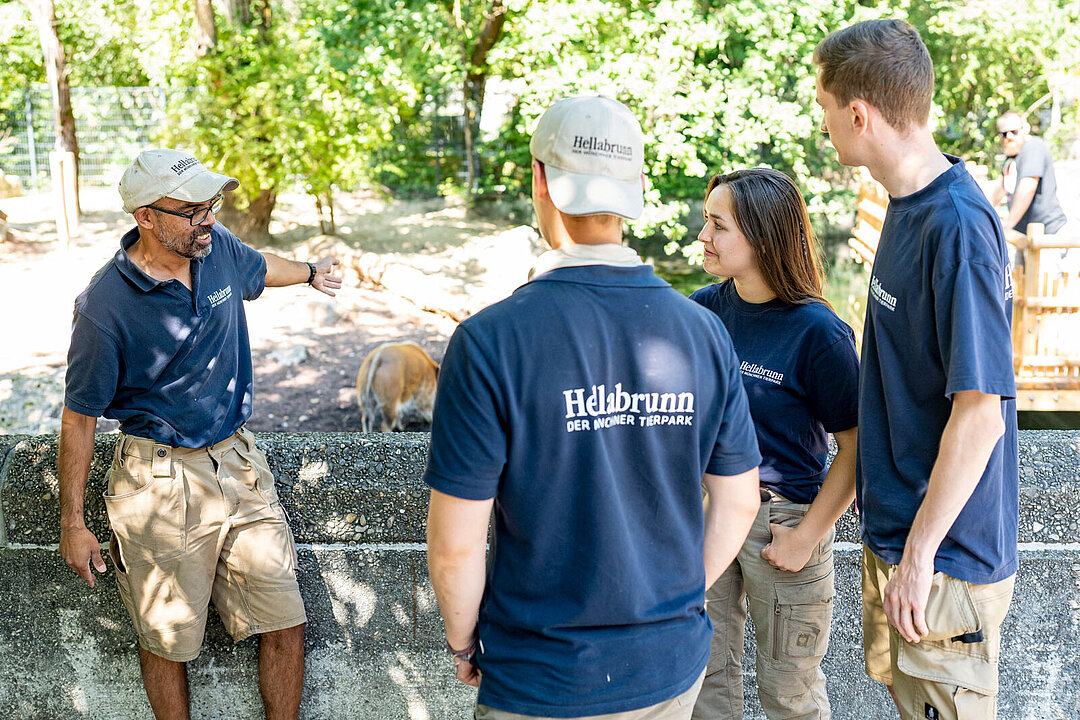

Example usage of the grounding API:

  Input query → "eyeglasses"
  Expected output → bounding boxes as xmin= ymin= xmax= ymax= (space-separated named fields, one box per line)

xmin=146 ymin=194 xmax=224 ymax=226
xmin=998 ymin=128 xmax=1022 ymax=139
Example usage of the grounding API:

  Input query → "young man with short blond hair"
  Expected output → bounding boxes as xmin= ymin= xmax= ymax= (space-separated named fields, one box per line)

xmin=814 ymin=18 xmax=1019 ymax=720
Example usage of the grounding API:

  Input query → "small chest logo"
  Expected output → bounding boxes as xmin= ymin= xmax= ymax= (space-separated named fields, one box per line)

xmin=870 ymin=274 xmax=897 ymax=312
xmin=925 ymin=702 xmax=940 ymax=720
xmin=207 ymin=284 xmax=232 ymax=308
xmin=740 ymin=361 xmax=783 ymax=385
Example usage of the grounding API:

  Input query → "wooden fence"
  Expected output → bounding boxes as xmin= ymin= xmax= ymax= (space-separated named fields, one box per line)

xmin=848 ymin=169 xmax=1080 ymax=412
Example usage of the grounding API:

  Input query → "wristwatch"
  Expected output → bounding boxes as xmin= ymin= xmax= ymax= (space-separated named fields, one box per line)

xmin=448 ymin=637 xmax=478 ymax=671
xmin=305 ymin=262 xmax=317 ymax=285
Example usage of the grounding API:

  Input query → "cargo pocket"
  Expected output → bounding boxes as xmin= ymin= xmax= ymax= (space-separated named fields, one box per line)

xmin=921 ymin=572 xmax=980 ymax=642
xmin=103 ymin=458 xmax=187 ymax=569
xmin=897 ymin=574 xmax=1009 ymax=698
xmin=771 ymin=571 xmax=835 ymax=667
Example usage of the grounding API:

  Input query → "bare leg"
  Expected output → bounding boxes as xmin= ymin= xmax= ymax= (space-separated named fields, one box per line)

xmin=138 ymin=646 xmax=190 ymax=720
xmin=259 ymin=623 xmax=305 ymax=720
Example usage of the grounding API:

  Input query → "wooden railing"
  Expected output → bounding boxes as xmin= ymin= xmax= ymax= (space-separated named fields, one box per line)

xmin=1010 ymin=224 xmax=1080 ymax=410
xmin=847 ymin=169 xmax=1080 ymax=411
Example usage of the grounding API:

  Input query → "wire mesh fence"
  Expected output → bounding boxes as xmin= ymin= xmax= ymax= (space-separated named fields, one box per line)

xmin=0 ymin=85 xmax=472 ymax=196
xmin=1 ymin=85 xmax=168 ymax=191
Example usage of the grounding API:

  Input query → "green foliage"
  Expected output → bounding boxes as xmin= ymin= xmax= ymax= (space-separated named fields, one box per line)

xmin=2 ymin=0 xmax=1079 ymax=244
xmin=479 ymin=0 xmax=878 ymax=250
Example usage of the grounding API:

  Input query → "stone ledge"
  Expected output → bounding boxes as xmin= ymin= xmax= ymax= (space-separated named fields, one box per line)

xmin=3 ymin=431 xmax=1077 ymax=547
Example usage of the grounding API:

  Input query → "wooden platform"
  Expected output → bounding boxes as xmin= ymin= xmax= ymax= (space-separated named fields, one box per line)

xmin=848 ymin=169 xmax=1080 ymax=411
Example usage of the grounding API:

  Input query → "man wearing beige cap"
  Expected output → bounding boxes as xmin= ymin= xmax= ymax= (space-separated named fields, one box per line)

xmin=58 ymin=148 xmax=340 ymax=719
xmin=425 ymin=96 xmax=761 ymax=719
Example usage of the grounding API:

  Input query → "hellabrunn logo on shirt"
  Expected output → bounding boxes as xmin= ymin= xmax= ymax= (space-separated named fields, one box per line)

xmin=562 ymin=383 xmax=695 ymax=433
xmin=740 ymin=361 xmax=783 ymax=385
xmin=207 ymin=285 xmax=233 ymax=308
xmin=870 ymin=275 xmax=898 ymax=312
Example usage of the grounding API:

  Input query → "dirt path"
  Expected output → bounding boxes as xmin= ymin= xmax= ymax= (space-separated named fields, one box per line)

xmin=0 ymin=186 xmax=540 ymax=435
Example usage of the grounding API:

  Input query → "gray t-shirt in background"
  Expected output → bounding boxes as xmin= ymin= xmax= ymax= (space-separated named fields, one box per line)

xmin=1005 ymin=135 xmax=1067 ymax=234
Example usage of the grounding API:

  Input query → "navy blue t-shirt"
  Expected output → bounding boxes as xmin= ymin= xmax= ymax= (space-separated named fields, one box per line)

xmin=424 ymin=264 xmax=761 ymax=717
xmin=858 ymin=156 xmax=1019 ymax=585
xmin=690 ymin=280 xmax=859 ymax=504
xmin=65 ymin=223 xmax=267 ymax=448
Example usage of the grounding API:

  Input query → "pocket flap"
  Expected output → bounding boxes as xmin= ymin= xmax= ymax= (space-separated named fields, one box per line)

xmin=898 ymin=638 xmax=998 ymax=696
xmin=775 ymin=570 xmax=835 ymax=605
xmin=923 ymin=572 xmax=980 ymax=642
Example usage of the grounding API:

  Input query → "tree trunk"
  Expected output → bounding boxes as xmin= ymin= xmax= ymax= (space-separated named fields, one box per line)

xmin=217 ymin=190 xmax=276 ymax=244
xmin=26 ymin=0 xmax=80 ymax=214
xmin=455 ymin=0 xmax=507 ymax=198
xmin=211 ymin=0 xmax=279 ymax=239
xmin=194 ymin=0 xmax=217 ymax=56
xmin=221 ymin=0 xmax=251 ymax=26
xmin=467 ymin=0 xmax=507 ymax=126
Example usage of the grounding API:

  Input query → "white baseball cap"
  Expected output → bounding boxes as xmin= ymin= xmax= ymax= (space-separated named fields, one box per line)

xmin=118 ymin=148 xmax=239 ymax=213
xmin=529 ymin=96 xmax=645 ymax=219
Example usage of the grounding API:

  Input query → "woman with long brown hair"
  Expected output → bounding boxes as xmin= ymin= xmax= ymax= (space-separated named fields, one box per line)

xmin=689 ymin=167 xmax=859 ymax=720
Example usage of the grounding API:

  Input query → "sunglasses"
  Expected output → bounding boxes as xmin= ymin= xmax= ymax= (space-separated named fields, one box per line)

xmin=146 ymin=194 xmax=224 ymax=226
xmin=998 ymin=128 xmax=1022 ymax=139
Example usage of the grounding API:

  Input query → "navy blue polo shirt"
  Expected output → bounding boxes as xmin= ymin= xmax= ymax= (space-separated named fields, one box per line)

xmin=858 ymin=156 xmax=1019 ymax=585
xmin=424 ymin=264 xmax=761 ymax=717
xmin=65 ymin=224 xmax=267 ymax=448
xmin=690 ymin=280 xmax=859 ymax=504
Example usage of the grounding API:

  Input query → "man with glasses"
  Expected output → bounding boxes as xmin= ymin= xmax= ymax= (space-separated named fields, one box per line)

xmin=58 ymin=148 xmax=341 ymax=719
xmin=990 ymin=111 xmax=1070 ymax=239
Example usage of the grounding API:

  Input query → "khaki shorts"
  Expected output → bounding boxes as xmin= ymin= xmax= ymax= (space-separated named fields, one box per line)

xmin=475 ymin=669 xmax=705 ymax=720
xmin=862 ymin=546 xmax=1015 ymax=720
xmin=105 ymin=427 xmax=305 ymax=662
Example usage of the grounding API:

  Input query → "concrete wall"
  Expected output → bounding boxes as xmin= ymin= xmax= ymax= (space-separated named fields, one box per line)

xmin=0 ymin=431 xmax=1077 ymax=719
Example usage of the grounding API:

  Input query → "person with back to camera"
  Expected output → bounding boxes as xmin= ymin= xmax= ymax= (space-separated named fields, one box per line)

xmin=688 ymin=168 xmax=859 ymax=720
xmin=814 ymin=18 xmax=1018 ymax=720
xmin=424 ymin=95 xmax=764 ymax=720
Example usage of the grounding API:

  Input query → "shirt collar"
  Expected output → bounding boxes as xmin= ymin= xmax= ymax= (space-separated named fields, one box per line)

xmin=114 ymin=227 xmax=162 ymax=292
xmin=529 ymin=243 xmax=644 ymax=281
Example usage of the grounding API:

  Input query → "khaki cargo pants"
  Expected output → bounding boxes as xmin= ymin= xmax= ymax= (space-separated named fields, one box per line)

xmin=693 ymin=492 xmax=835 ymax=720
xmin=862 ymin=547 xmax=1015 ymax=720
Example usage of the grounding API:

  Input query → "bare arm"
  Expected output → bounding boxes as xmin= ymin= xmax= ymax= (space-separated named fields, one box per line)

xmin=988 ymin=178 xmax=1006 ymax=208
xmin=762 ymin=426 xmax=857 ymax=572
xmin=702 ymin=467 xmax=760 ymax=587
xmin=427 ymin=488 xmax=494 ymax=687
xmin=261 ymin=253 xmax=342 ymax=296
xmin=883 ymin=390 xmax=1006 ymax=643
xmin=58 ymin=407 xmax=107 ymax=587
xmin=1000 ymin=176 xmax=1039 ymax=232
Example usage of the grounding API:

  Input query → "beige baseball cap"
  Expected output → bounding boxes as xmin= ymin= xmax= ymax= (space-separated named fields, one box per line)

xmin=118 ymin=148 xmax=239 ymax=213
xmin=529 ymin=96 xmax=645 ymax=219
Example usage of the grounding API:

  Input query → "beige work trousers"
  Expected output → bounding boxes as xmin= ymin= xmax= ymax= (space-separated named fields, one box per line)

xmin=692 ymin=493 xmax=835 ymax=720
